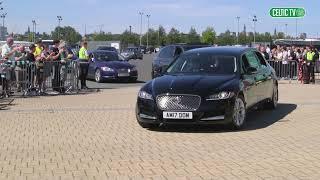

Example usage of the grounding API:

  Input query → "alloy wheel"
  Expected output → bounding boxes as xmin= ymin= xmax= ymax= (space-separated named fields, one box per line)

xmin=273 ymin=87 xmax=278 ymax=108
xmin=95 ymin=69 xmax=101 ymax=82
xmin=233 ymin=98 xmax=246 ymax=127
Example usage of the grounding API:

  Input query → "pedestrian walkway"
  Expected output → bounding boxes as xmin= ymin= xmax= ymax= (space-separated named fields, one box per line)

xmin=0 ymin=85 xmax=320 ymax=179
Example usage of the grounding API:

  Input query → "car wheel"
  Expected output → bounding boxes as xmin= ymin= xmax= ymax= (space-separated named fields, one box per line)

xmin=95 ymin=69 xmax=102 ymax=83
xmin=130 ymin=77 xmax=137 ymax=83
xmin=265 ymin=86 xmax=278 ymax=110
xmin=230 ymin=96 xmax=246 ymax=129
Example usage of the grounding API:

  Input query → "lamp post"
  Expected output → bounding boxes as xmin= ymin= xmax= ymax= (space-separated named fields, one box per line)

xmin=236 ymin=16 xmax=240 ymax=44
xmin=146 ymin=14 xmax=151 ymax=48
xmin=285 ymin=23 xmax=288 ymax=38
xmin=0 ymin=13 xmax=6 ymax=40
xmin=32 ymin=20 xmax=36 ymax=42
xmin=295 ymin=18 xmax=298 ymax=39
xmin=57 ymin=16 xmax=63 ymax=39
xmin=252 ymin=15 xmax=257 ymax=45
xmin=139 ymin=12 xmax=144 ymax=46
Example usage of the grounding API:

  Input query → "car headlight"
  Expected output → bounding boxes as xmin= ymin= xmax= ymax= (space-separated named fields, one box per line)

xmin=101 ymin=67 xmax=114 ymax=72
xmin=206 ymin=92 xmax=235 ymax=101
xmin=138 ymin=91 xmax=153 ymax=100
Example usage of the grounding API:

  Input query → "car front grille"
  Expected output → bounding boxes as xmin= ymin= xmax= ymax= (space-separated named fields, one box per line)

xmin=156 ymin=95 xmax=201 ymax=111
xmin=118 ymin=69 xmax=129 ymax=73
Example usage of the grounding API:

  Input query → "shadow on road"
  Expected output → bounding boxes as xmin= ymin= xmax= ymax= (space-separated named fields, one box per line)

xmin=87 ymin=79 xmax=145 ymax=84
xmin=0 ymin=98 xmax=15 ymax=110
xmin=150 ymin=103 xmax=297 ymax=133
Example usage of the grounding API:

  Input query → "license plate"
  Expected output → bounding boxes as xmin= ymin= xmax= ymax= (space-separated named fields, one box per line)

xmin=118 ymin=73 xmax=129 ymax=77
xmin=163 ymin=112 xmax=193 ymax=119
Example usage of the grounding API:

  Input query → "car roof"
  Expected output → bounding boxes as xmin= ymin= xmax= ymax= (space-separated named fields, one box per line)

xmin=89 ymin=50 xmax=117 ymax=54
xmin=97 ymin=46 xmax=116 ymax=48
xmin=184 ymin=46 xmax=254 ymax=56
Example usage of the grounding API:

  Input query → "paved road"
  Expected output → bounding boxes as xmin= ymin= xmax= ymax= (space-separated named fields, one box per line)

xmin=1 ymin=83 xmax=320 ymax=179
xmin=87 ymin=54 xmax=155 ymax=90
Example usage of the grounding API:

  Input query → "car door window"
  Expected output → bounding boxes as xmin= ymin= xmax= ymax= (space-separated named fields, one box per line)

xmin=241 ymin=55 xmax=250 ymax=74
xmin=255 ymin=52 xmax=267 ymax=67
xmin=159 ymin=46 xmax=174 ymax=58
xmin=174 ymin=47 xmax=183 ymax=56
xmin=245 ymin=51 xmax=261 ymax=69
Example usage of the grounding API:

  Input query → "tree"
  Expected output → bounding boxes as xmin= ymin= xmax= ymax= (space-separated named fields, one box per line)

xmin=141 ymin=28 xmax=159 ymax=47
xmin=51 ymin=26 xmax=82 ymax=45
xmin=158 ymin=26 xmax=167 ymax=46
xmin=166 ymin=28 xmax=181 ymax=44
xmin=92 ymin=32 xmax=113 ymax=41
xmin=187 ymin=27 xmax=200 ymax=44
xmin=40 ymin=32 xmax=51 ymax=40
xmin=120 ymin=30 xmax=140 ymax=48
xmin=201 ymin=27 xmax=216 ymax=45
xmin=217 ymin=30 xmax=234 ymax=45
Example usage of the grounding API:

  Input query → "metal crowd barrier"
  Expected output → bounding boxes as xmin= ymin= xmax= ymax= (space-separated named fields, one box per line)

xmin=267 ymin=60 xmax=320 ymax=81
xmin=267 ymin=60 xmax=298 ymax=80
xmin=0 ymin=59 xmax=80 ymax=98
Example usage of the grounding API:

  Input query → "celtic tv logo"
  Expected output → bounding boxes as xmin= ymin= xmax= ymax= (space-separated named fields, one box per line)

xmin=270 ymin=8 xmax=306 ymax=18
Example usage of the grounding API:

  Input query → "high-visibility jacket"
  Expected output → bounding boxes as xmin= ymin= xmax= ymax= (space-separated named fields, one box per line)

xmin=306 ymin=51 xmax=315 ymax=61
xmin=34 ymin=45 xmax=42 ymax=57
xmin=79 ymin=47 xmax=89 ymax=60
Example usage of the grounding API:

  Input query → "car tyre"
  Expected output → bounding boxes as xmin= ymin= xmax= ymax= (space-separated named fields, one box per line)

xmin=130 ymin=77 xmax=137 ymax=83
xmin=95 ymin=69 xmax=102 ymax=83
xmin=265 ymin=86 xmax=278 ymax=110
xmin=229 ymin=95 xmax=246 ymax=130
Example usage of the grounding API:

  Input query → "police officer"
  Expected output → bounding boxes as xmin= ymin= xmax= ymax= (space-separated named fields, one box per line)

xmin=305 ymin=47 xmax=316 ymax=84
xmin=78 ymin=41 xmax=89 ymax=89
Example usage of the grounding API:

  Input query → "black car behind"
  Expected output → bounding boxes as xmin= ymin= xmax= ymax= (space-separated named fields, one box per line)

xmin=121 ymin=47 xmax=143 ymax=60
xmin=152 ymin=44 xmax=211 ymax=78
xmin=136 ymin=47 xmax=278 ymax=130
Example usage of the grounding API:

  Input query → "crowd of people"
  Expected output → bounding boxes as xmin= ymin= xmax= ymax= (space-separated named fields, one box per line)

xmin=258 ymin=44 xmax=319 ymax=84
xmin=0 ymin=37 xmax=89 ymax=97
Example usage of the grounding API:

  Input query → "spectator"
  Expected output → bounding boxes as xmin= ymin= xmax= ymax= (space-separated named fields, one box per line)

xmin=40 ymin=44 xmax=52 ymax=93
xmin=14 ymin=46 xmax=27 ymax=92
xmin=259 ymin=46 xmax=269 ymax=60
xmin=1 ymin=37 xmax=18 ymax=61
xmin=34 ymin=40 xmax=43 ymax=58
xmin=266 ymin=45 xmax=271 ymax=54
xmin=50 ymin=40 xmax=63 ymax=92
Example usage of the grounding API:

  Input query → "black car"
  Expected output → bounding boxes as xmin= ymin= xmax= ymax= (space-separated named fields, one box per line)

xmin=152 ymin=44 xmax=211 ymax=78
xmin=121 ymin=47 xmax=143 ymax=60
xmin=140 ymin=46 xmax=147 ymax=54
xmin=97 ymin=46 xmax=117 ymax=52
xmin=136 ymin=47 xmax=278 ymax=130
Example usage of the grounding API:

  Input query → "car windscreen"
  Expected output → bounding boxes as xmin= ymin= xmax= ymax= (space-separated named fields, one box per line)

xmin=97 ymin=47 xmax=116 ymax=51
xmin=166 ymin=53 xmax=237 ymax=75
xmin=94 ymin=52 xmax=119 ymax=61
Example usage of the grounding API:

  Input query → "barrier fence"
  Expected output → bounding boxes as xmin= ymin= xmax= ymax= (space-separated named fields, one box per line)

xmin=267 ymin=60 xmax=320 ymax=81
xmin=0 ymin=59 xmax=80 ymax=98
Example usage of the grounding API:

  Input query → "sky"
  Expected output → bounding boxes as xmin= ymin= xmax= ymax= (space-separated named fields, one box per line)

xmin=3 ymin=0 xmax=320 ymax=37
